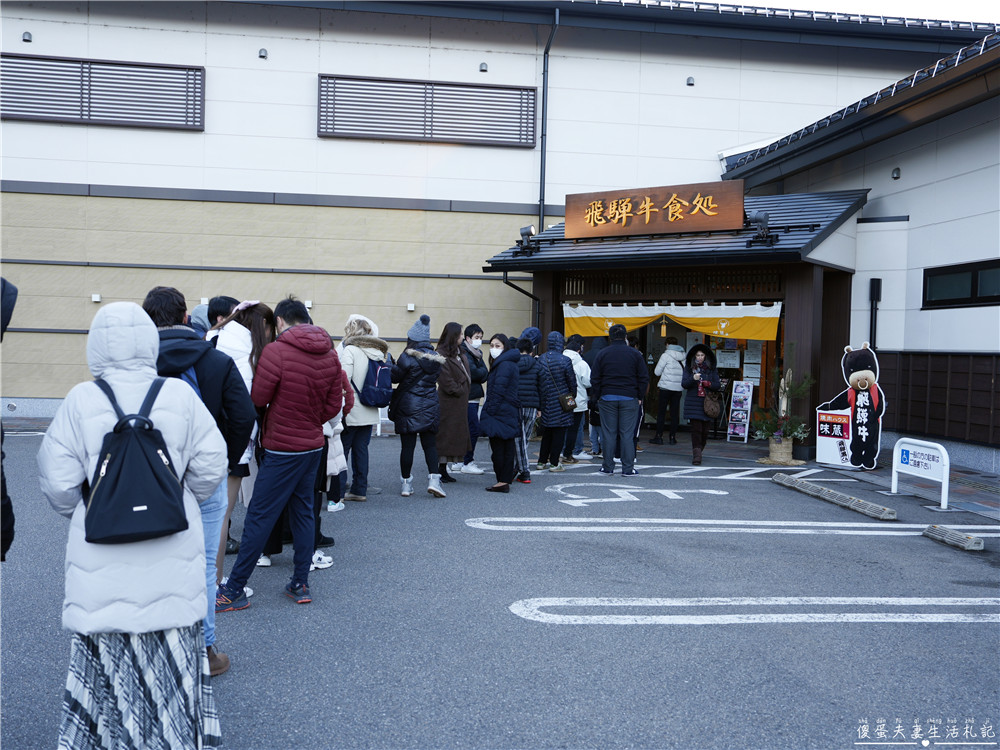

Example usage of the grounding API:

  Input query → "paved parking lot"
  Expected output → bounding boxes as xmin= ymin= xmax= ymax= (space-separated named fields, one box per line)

xmin=3 ymin=429 xmax=998 ymax=749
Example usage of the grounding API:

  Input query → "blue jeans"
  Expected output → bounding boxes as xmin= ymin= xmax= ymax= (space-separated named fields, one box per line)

xmin=590 ymin=422 xmax=602 ymax=455
xmin=341 ymin=425 xmax=372 ymax=496
xmin=226 ymin=449 xmax=322 ymax=592
xmin=463 ymin=402 xmax=481 ymax=464
xmin=599 ymin=398 xmax=639 ymax=474
xmin=201 ymin=479 xmax=226 ymax=647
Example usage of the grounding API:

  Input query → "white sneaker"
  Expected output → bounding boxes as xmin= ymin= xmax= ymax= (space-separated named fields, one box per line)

xmin=310 ymin=550 xmax=333 ymax=571
xmin=401 ymin=476 xmax=413 ymax=497
xmin=573 ymin=452 xmax=593 ymax=460
xmin=449 ymin=462 xmax=464 ymax=473
xmin=221 ymin=577 xmax=253 ymax=598
xmin=256 ymin=555 xmax=271 ymax=567
xmin=461 ymin=462 xmax=484 ymax=475
xmin=327 ymin=500 xmax=345 ymax=512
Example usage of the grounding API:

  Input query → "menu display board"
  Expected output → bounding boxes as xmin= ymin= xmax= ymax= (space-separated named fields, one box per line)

xmin=727 ymin=381 xmax=754 ymax=443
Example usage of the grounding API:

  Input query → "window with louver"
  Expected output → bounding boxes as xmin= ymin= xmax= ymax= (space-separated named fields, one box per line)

xmin=318 ymin=75 xmax=536 ymax=148
xmin=1 ymin=53 xmax=204 ymax=131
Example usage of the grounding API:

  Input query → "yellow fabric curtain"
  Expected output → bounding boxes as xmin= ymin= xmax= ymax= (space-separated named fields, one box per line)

xmin=562 ymin=303 xmax=781 ymax=340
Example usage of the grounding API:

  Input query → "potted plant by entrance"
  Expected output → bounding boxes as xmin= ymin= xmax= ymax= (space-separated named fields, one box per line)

xmin=751 ymin=367 xmax=814 ymax=465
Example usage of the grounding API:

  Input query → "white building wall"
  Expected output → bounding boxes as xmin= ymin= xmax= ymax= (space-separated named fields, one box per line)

xmin=783 ymin=98 xmax=1000 ymax=354
xmin=1 ymin=2 xmax=939 ymax=203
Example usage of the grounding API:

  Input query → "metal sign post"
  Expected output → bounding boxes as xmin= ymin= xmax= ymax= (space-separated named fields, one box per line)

xmin=891 ymin=438 xmax=950 ymax=509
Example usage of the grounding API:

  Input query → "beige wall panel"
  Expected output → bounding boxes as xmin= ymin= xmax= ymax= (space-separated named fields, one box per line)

xmin=1 ymin=226 xmax=90 ymax=262
xmin=86 ymin=198 xmax=208 ymax=235
xmin=0 ymin=265 xmax=85 ymax=300
xmin=3 ymin=362 xmax=91 ymax=399
xmin=2 ymin=194 xmax=89 ymax=230
xmin=1 ymin=194 xmax=535 ymax=398
xmin=3 ymin=333 xmax=89 ymax=399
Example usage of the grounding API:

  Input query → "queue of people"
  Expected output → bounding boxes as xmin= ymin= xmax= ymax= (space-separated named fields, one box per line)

xmin=34 ymin=290 xmax=720 ymax=749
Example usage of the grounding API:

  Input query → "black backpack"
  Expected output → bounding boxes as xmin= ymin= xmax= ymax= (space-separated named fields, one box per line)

xmin=83 ymin=378 xmax=188 ymax=545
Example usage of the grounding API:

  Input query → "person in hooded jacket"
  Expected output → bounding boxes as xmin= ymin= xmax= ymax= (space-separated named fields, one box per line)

xmin=651 ymin=337 xmax=686 ymax=445
xmin=479 ymin=334 xmax=520 ymax=492
xmin=513 ymin=334 xmax=541 ymax=483
xmin=435 ymin=322 xmax=472 ymax=483
xmin=38 ymin=301 xmax=227 ymax=750
xmin=143 ymin=286 xmax=255 ymax=676
xmin=337 ymin=313 xmax=390 ymax=502
xmin=390 ymin=314 xmax=447 ymax=498
xmin=536 ymin=331 xmax=577 ymax=472
xmin=681 ymin=343 xmax=721 ymax=465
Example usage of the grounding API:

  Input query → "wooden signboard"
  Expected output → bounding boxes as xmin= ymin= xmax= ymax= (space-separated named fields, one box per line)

xmin=565 ymin=180 xmax=745 ymax=240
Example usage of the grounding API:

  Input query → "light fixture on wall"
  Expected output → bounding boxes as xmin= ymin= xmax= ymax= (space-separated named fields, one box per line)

xmin=479 ymin=62 xmax=488 ymax=73
xmin=258 ymin=48 xmax=268 ymax=59
xmin=686 ymin=76 xmax=695 ymax=86
xmin=304 ymin=300 xmax=313 ymax=309
xmin=91 ymin=294 xmax=102 ymax=303
xmin=407 ymin=303 xmax=415 ymax=311
xmin=891 ymin=167 xmax=901 ymax=180
xmin=22 ymin=32 xmax=32 ymax=42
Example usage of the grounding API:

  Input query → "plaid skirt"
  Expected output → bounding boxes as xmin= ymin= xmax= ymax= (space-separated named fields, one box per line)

xmin=59 ymin=624 xmax=221 ymax=750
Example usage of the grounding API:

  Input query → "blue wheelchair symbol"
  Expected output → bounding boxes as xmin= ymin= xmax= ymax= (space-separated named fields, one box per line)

xmin=900 ymin=449 xmax=910 ymax=465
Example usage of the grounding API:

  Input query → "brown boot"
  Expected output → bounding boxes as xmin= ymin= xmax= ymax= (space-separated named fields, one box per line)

xmin=208 ymin=646 xmax=230 ymax=677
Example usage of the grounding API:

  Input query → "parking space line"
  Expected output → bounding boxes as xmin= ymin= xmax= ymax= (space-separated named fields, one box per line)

xmin=466 ymin=517 xmax=1000 ymax=536
xmin=509 ymin=597 xmax=1000 ymax=625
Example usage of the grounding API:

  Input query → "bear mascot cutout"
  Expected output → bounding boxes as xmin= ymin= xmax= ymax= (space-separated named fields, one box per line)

xmin=816 ymin=342 xmax=887 ymax=470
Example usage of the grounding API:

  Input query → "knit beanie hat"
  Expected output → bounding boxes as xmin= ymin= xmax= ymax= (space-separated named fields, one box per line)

xmin=407 ymin=314 xmax=431 ymax=342
xmin=608 ymin=323 xmax=627 ymax=341
xmin=519 ymin=326 xmax=542 ymax=348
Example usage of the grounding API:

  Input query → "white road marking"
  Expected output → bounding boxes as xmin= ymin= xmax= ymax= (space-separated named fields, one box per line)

xmin=509 ymin=597 xmax=1000 ymax=625
xmin=564 ymin=466 xmax=856 ymax=481
xmin=554 ymin=488 xmax=730 ymax=507
xmin=465 ymin=517 xmax=1000 ymax=536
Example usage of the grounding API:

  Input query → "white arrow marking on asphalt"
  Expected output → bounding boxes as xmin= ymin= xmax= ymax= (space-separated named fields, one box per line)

xmin=509 ymin=597 xmax=1000 ymax=625
xmin=465 ymin=517 xmax=1000 ymax=536
xmin=558 ymin=466 xmax=856 ymax=481
xmin=555 ymin=488 xmax=730 ymax=507
xmin=545 ymin=482 xmax=629 ymax=500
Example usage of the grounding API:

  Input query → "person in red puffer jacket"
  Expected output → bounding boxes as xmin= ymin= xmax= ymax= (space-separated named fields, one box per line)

xmin=217 ymin=296 xmax=343 ymax=611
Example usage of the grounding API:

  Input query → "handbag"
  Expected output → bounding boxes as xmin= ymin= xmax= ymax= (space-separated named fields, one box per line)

xmin=703 ymin=389 xmax=723 ymax=419
xmin=542 ymin=359 xmax=576 ymax=412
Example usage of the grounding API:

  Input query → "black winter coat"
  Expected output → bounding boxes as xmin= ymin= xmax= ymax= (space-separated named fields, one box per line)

xmin=461 ymin=341 xmax=489 ymax=401
xmin=389 ymin=340 xmax=445 ymax=434
xmin=536 ymin=331 xmax=577 ymax=428
xmin=156 ymin=326 xmax=256 ymax=471
xmin=517 ymin=353 xmax=542 ymax=409
xmin=681 ymin=344 xmax=721 ymax=422
xmin=479 ymin=348 xmax=521 ymax=440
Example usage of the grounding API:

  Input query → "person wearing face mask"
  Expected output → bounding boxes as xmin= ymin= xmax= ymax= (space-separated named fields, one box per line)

xmin=453 ymin=324 xmax=488 ymax=476
xmin=681 ymin=343 xmax=721 ymax=465
xmin=479 ymin=334 xmax=520 ymax=492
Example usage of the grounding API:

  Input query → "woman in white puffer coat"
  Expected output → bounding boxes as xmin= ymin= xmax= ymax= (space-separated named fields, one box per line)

xmin=651 ymin=338 xmax=686 ymax=445
xmin=38 ymin=301 xmax=227 ymax=750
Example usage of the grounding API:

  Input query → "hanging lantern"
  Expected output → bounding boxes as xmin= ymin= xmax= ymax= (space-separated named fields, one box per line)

xmin=660 ymin=315 xmax=667 ymax=338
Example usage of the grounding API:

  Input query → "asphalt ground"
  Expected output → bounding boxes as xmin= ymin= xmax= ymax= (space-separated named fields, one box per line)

xmin=2 ymin=429 xmax=998 ymax=750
